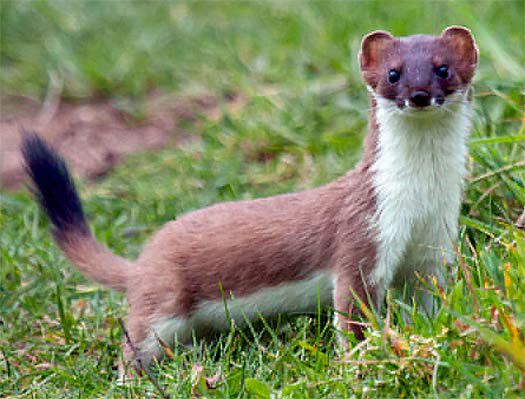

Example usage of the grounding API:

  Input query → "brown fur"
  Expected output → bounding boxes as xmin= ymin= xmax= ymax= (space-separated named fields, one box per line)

xmin=52 ymin=115 xmax=378 ymax=361
xmin=58 ymin=231 xmax=130 ymax=291
xmin=26 ymin=26 xmax=477 ymax=369
xmin=61 ymin=129 xmax=379 ymax=347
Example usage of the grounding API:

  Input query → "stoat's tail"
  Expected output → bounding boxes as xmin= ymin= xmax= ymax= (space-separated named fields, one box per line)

xmin=22 ymin=133 xmax=130 ymax=291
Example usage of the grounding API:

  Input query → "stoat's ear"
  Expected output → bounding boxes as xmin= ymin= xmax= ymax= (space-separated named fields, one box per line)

xmin=359 ymin=30 xmax=394 ymax=71
xmin=441 ymin=26 xmax=478 ymax=68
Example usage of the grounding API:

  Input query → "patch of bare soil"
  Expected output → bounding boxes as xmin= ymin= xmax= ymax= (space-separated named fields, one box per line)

xmin=0 ymin=91 xmax=245 ymax=190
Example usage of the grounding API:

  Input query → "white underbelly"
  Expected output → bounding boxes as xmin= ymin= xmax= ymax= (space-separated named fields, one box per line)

xmin=142 ymin=270 xmax=334 ymax=355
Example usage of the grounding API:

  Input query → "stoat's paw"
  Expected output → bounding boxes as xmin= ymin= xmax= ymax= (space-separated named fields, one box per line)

xmin=116 ymin=359 xmax=139 ymax=385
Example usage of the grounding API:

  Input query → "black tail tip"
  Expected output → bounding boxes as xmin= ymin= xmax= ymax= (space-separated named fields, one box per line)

xmin=21 ymin=131 xmax=89 ymax=235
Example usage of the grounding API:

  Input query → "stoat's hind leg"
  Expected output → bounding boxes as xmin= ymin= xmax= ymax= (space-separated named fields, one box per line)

xmin=117 ymin=314 xmax=194 ymax=383
xmin=117 ymin=314 xmax=150 ymax=383
xmin=138 ymin=316 xmax=194 ymax=365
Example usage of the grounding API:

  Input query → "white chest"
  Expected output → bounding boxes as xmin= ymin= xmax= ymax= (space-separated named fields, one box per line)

xmin=370 ymin=96 xmax=472 ymax=289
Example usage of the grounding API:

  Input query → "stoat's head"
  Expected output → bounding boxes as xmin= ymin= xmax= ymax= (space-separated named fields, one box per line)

xmin=359 ymin=26 xmax=478 ymax=113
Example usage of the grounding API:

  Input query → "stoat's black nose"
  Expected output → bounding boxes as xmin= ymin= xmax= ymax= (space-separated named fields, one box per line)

xmin=410 ymin=91 xmax=431 ymax=107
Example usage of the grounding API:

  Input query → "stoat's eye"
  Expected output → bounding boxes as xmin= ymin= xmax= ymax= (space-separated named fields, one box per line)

xmin=435 ymin=65 xmax=449 ymax=79
xmin=388 ymin=69 xmax=401 ymax=84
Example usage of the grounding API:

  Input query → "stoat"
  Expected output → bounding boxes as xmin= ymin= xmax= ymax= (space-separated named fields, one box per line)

xmin=22 ymin=26 xmax=478 ymax=370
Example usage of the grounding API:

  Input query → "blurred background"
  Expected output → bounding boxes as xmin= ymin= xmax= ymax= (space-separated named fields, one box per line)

xmin=1 ymin=1 xmax=523 ymax=191
xmin=1 ymin=1 xmax=524 ymax=397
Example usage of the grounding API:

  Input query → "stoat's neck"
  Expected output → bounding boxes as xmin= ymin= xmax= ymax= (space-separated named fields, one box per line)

xmin=371 ymin=95 xmax=472 ymax=188
xmin=371 ymin=91 xmax=472 ymax=227
xmin=359 ymin=97 xmax=381 ymax=173
xmin=367 ymin=93 xmax=472 ymax=289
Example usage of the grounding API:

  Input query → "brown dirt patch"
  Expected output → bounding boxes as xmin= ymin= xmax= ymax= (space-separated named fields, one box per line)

xmin=0 ymin=91 xmax=245 ymax=190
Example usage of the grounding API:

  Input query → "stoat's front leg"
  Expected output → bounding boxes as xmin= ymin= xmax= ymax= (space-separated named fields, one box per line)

xmin=332 ymin=265 xmax=381 ymax=346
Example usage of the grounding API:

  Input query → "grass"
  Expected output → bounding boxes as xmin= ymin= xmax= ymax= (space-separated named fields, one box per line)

xmin=1 ymin=1 xmax=524 ymax=398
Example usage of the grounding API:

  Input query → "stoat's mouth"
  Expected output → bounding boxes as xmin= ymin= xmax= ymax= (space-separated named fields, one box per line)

xmin=390 ymin=100 xmax=446 ymax=119
xmin=395 ymin=97 xmax=446 ymax=112
xmin=374 ymin=91 xmax=467 ymax=121
xmin=405 ymin=102 xmax=443 ymax=113
xmin=392 ymin=89 xmax=467 ymax=112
